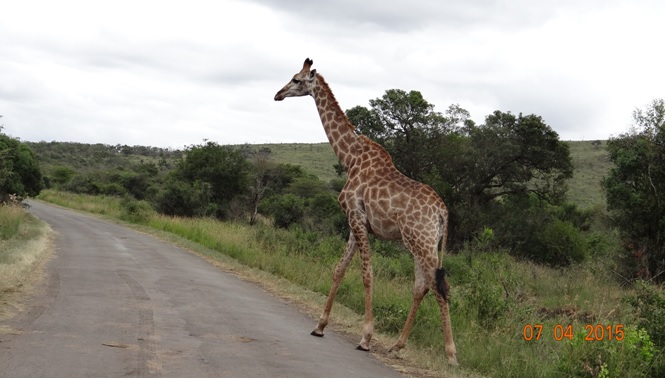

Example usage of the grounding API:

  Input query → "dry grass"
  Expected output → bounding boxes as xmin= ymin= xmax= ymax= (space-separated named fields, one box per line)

xmin=0 ymin=206 xmax=53 ymax=319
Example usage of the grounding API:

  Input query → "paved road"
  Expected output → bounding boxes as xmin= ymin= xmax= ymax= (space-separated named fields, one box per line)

xmin=0 ymin=201 xmax=400 ymax=377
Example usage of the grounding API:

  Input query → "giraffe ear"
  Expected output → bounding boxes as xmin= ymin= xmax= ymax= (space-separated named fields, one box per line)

xmin=310 ymin=69 xmax=317 ymax=78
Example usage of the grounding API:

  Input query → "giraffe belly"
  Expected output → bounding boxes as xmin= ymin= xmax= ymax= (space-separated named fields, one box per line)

xmin=366 ymin=210 xmax=402 ymax=240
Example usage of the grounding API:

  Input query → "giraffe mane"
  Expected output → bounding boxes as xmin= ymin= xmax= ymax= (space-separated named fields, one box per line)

xmin=359 ymin=135 xmax=394 ymax=164
xmin=315 ymin=73 xmax=393 ymax=166
xmin=315 ymin=73 xmax=357 ymax=136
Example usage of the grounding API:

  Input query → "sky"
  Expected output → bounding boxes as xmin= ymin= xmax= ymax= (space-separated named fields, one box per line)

xmin=0 ymin=0 xmax=663 ymax=149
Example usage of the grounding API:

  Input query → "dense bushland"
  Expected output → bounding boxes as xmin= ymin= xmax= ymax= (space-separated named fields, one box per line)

xmin=1 ymin=123 xmax=43 ymax=200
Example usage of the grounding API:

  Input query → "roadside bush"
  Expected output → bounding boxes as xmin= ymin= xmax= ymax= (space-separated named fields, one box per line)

xmin=153 ymin=179 xmax=213 ymax=217
xmin=260 ymin=194 xmax=304 ymax=229
xmin=120 ymin=197 xmax=155 ymax=224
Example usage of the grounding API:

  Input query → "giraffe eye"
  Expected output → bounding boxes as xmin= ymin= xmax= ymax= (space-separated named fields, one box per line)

xmin=292 ymin=78 xmax=301 ymax=84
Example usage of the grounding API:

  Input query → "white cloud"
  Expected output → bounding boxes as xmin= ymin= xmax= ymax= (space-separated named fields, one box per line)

xmin=0 ymin=0 xmax=664 ymax=147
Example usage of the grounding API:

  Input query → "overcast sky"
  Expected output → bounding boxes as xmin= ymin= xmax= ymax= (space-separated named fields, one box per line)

xmin=1 ymin=0 xmax=663 ymax=149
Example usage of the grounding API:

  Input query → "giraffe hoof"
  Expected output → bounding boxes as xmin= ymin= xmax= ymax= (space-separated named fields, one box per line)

xmin=388 ymin=344 xmax=403 ymax=353
xmin=356 ymin=344 xmax=370 ymax=351
xmin=310 ymin=330 xmax=324 ymax=337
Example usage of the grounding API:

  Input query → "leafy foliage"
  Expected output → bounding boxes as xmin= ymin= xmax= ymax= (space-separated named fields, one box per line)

xmin=347 ymin=90 xmax=578 ymax=263
xmin=172 ymin=141 xmax=249 ymax=218
xmin=603 ymin=99 xmax=665 ymax=281
xmin=0 ymin=131 xmax=43 ymax=198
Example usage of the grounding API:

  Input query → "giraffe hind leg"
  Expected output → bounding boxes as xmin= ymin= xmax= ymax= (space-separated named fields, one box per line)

xmin=390 ymin=259 xmax=429 ymax=352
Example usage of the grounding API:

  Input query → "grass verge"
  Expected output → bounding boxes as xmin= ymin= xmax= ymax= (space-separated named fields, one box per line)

xmin=0 ymin=204 xmax=52 ymax=318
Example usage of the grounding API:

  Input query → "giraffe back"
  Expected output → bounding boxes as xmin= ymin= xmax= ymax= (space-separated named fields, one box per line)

xmin=340 ymin=136 xmax=447 ymax=243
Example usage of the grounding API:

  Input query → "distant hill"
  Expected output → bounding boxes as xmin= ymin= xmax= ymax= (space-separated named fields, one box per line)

xmin=565 ymin=140 xmax=613 ymax=209
xmin=27 ymin=140 xmax=610 ymax=209
xmin=247 ymin=143 xmax=340 ymax=184
xmin=26 ymin=141 xmax=182 ymax=172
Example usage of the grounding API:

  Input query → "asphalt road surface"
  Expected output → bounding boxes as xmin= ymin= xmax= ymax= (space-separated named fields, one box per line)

xmin=0 ymin=201 xmax=400 ymax=377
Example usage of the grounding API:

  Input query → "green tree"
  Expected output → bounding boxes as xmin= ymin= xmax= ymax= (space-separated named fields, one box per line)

xmin=173 ymin=141 xmax=249 ymax=219
xmin=154 ymin=178 xmax=213 ymax=217
xmin=347 ymin=89 xmax=449 ymax=180
xmin=347 ymin=92 xmax=574 ymax=253
xmin=603 ymin=99 xmax=665 ymax=281
xmin=0 ymin=128 xmax=43 ymax=199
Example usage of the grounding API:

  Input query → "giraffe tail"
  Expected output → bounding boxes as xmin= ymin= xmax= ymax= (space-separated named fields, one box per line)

xmin=435 ymin=268 xmax=449 ymax=302
xmin=436 ymin=207 xmax=450 ymax=302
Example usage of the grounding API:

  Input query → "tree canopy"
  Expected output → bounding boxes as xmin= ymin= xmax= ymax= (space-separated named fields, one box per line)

xmin=0 ymin=124 xmax=43 ymax=199
xmin=347 ymin=90 xmax=575 ymax=255
xmin=603 ymin=99 xmax=665 ymax=280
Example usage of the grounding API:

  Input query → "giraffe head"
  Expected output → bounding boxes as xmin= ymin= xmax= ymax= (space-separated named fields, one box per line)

xmin=274 ymin=58 xmax=317 ymax=101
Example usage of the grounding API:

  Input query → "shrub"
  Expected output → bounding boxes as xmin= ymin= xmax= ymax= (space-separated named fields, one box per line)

xmin=532 ymin=219 xmax=588 ymax=265
xmin=558 ymin=325 xmax=657 ymax=377
xmin=102 ymin=182 xmax=127 ymax=197
xmin=259 ymin=194 xmax=304 ymax=229
xmin=120 ymin=197 xmax=155 ymax=224
xmin=625 ymin=281 xmax=665 ymax=347
xmin=153 ymin=179 xmax=213 ymax=217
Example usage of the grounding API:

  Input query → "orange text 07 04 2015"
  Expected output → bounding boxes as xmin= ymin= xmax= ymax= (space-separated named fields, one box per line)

xmin=522 ymin=324 xmax=625 ymax=341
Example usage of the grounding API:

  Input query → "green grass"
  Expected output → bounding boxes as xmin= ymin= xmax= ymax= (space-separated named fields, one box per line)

xmin=36 ymin=189 xmax=661 ymax=377
xmin=0 ymin=205 xmax=25 ymax=240
xmin=0 ymin=205 xmax=51 ymax=306
xmin=247 ymin=143 xmax=341 ymax=184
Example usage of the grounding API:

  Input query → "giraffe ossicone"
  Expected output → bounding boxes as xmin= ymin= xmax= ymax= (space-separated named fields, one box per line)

xmin=274 ymin=58 xmax=458 ymax=366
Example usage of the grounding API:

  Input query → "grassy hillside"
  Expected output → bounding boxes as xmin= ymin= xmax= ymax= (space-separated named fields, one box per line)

xmin=26 ymin=141 xmax=182 ymax=172
xmin=247 ymin=143 xmax=340 ymax=183
xmin=566 ymin=140 xmax=613 ymax=209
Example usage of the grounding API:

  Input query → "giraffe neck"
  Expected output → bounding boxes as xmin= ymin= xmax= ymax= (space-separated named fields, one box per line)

xmin=311 ymin=74 xmax=359 ymax=171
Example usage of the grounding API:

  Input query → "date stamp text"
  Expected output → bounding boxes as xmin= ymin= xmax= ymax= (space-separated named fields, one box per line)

xmin=522 ymin=324 xmax=625 ymax=341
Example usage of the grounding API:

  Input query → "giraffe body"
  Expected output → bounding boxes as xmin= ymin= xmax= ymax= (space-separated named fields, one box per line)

xmin=274 ymin=58 xmax=458 ymax=365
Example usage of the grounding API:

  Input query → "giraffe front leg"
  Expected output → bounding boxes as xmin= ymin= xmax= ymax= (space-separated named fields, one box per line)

xmin=312 ymin=234 xmax=356 ymax=337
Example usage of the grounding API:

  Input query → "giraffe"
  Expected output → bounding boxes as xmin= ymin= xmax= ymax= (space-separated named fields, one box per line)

xmin=274 ymin=58 xmax=458 ymax=366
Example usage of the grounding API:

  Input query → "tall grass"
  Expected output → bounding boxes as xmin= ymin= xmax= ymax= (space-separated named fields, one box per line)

xmin=0 ymin=205 xmax=25 ymax=240
xmin=0 ymin=205 xmax=51 ymax=306
xmin=36 ymin=189 xmax=661 ymax=377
